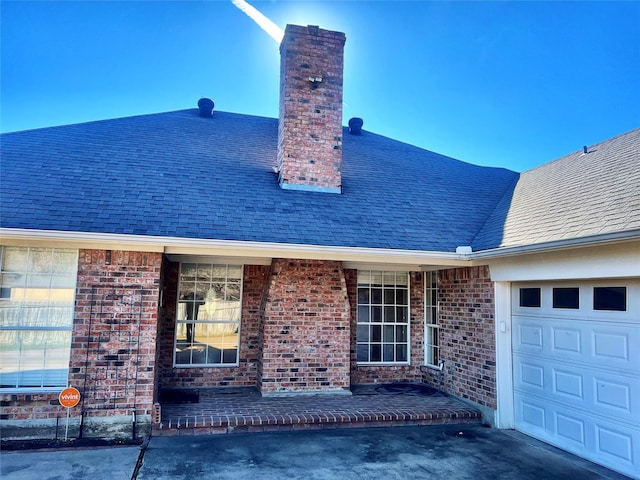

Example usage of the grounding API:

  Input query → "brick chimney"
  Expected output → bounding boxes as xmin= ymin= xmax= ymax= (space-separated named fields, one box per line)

xmin=277 ymin=25 xmax=346 ymax=194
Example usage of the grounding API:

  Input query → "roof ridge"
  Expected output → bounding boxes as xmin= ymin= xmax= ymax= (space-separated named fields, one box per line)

xmin=522 ymin=126 xmax=640 ymax=174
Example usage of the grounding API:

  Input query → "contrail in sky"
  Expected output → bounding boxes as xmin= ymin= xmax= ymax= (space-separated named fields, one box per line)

xmin=231 ymin=0 xmax=284 ymax=44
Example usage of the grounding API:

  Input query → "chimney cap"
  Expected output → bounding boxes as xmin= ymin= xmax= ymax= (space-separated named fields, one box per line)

xmin=197 ymin=98 xmax=215 ymax=118
xmin=348 ymin=117 xmax=364 ymax=135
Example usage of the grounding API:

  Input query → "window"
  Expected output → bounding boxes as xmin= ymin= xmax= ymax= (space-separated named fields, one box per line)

xmin=0 ymin=247 xmax=78 ymax=390
xmin=424 ymin=271 xmax=440 ymax=367
xmin=594 ymin=287 xmax=626 ymax=311
xmin=356 ymin=270 xmax=409 ymax=364
xmin=519 ymin=287 xmax=541 ymax=307
xmin=553 ymin=287 xmax=579 ymax=309
xmin=174 ymin=263 xmax=242 ymax=366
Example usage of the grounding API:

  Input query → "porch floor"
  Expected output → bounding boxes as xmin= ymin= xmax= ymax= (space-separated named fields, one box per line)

xmin=153 ymin=383 xmax=483 ymax=436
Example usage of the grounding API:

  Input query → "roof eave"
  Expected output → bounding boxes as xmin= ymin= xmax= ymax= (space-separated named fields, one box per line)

xmin=470 ymin=229 xmax=640 ymax=260
xmin=0 ymin=228 xmax=471 ymax=270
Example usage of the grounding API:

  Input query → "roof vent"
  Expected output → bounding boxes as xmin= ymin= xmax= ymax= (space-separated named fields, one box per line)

xmin=348 ymin=117 xmax=364 ymax=135
xmin=583 ymin=145 xmax=588 ymax=154
xmin=197 ymin=98 xmax=215 ymax=118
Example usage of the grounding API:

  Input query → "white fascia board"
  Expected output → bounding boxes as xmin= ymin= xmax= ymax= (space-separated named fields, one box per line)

xmin=0 ymin=228 xmax=470 ymax=268
xmin=470 ymin=229 xmax=640 ymax=260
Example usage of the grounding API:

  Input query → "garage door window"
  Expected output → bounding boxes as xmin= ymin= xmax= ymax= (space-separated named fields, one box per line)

xmin=552 ymin=287 xmax=579 ymax=309
xmin=519 ymin=288 xmax=541 ymax=307
xmin=593 ymin=287 xmax=626 ymax=311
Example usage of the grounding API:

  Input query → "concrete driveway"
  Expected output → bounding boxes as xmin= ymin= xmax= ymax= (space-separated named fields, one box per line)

xmin=2 ymin=425 xmax=632 ymax=480
xmin=138 ymin=425 xmax=631 ymax=480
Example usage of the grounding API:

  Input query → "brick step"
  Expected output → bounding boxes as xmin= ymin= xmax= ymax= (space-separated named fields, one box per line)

xmin=152 ymin=409 xmax=482 ymax=436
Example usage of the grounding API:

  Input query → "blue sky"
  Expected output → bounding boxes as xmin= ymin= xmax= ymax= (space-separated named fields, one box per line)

xmin=1 ymin=1 xmax=639 ymax=172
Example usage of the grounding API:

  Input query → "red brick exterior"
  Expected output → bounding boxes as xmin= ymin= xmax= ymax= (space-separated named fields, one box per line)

xmin=422 ymin=266 xmax=497 ymax=409
xmin=0 ymin=249 xmax=162 ymax=427
xmin=277 ymin=25 xmax=346 ymax=192
xmin=259 ymin=259 xmax=351 ymax=394
xmin=349 ymin=270 xmax=425 ymax=384
xmin=1 ymin=254 xmax=497 ymax=432
xmin=69 ymin=250 xmax=162 ymax=418
xmin=156 ymin=263 xmax=268 ymax=389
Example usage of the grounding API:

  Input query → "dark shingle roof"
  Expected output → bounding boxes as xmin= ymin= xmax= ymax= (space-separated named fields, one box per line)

xmin=1 ymin=109 xmax=518 ymax=252
xmin=472 ymin=127 xmax=640 ymax=250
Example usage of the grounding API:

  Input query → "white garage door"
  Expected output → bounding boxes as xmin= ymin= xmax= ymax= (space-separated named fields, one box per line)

xmin=512 ymin=280 xmax=640 ymax=479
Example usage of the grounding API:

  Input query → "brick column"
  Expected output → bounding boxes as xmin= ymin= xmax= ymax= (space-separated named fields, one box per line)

xmin=259 ymin=259 xmax=351 ymax=395
xmin=69 ymin=250 xmax=162 ymax=424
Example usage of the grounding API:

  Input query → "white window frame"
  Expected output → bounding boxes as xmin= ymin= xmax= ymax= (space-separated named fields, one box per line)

xmin=0 ymin=246 xmax=78 ymax=392
xmin=356 ymin=270 xmax=410 ymax=365
xmin=173 ymin=263 xmax=243 ymax=367
xmin=424 ymin=270 xmax=441 ymax=368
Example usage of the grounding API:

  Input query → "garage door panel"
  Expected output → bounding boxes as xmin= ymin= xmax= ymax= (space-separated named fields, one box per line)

xmin=514 ymin=317 xmax=639 ymax=373
xmin=512 ymin=280 xmax=639 ymax=479
xmin=514 ymin=354 xmax=638 ymax=422
xmin=592 ymin=329 xmax=631 ymax=362
xmin=515 ymin=393 xmax=639 ymax=474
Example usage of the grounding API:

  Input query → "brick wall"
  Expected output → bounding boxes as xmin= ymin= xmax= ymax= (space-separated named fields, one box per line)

xmin=277 ymin=25 xmax=346 ymax=192
xmin=259 ymin=259 xmax=351 ymax=394
xmin=68 ymin=250 xmax=162 ymax=418
xmin=156 ymin=264 xmax=269 ymax=389
xmin=0 ymin=250 xmax=162 ymax=427
xmin=349 ymin=270 xmax=425 ymax=384
xmin=422 ymin=266 xmax=496 ymax=409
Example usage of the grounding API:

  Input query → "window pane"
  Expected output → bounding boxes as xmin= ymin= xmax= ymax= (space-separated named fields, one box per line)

xmin=356 ymin=344 xmax=369 ymax=362
xmin=357 ymin=288 xmax=369 ymax=304
xmin=190 ymin=345 xmax=207 ymax=364
xmin=370 ymin=345 xmax=381 ymax=362
xmin=371 ymin=325 xmax=382 ymax=342
xmin=197 ymin=264 xmax=212 ymax=282
xmin=357 ymin=306 xmax=369 ymax=323
xmin=383 ymin=272 xmax=396 ymax=286
xmin=179 ymin=282 xmax=196 ymax=300
xmin=396 ymin=306 xmax=408 ymax=323
xmin=396 ymin=289 xmax=408 ymax=305
xmin=371 ymin=288 xmax=382 ymax=304
xmin=371 ymin=306 xmax=382 ymax=322
xmin=396 ymin=325 xmax=407 ymax=342
xmin=384 ymin=306 xmax=395 ymax=322
xmin=357 ymin=271 xmax=371 ymax=287
xmin=553 ymin=288 xmax=579 ymax=309
xmin=181 ymin=264 xmax=197 ymax=280
xmin=29 ymin=248 xmax=52 ymax=273
xmin=396 ymin=344 xmax=408 ymax=362
xmin=51 ymin=250 xmax=78 ymax=274
xmin=222 ymin=348 xmax=238 ymax=364
xmin=520 ymin=288 xmax=541 ymax=307
xmin=383 ymin=325 xmax=394 ymax=342
xmin=383 ymin=289 xmax=395 ymax=305
xmin=357 ymin=325 xmax=369 ymax=342
xmin=2 ymin=247 xmax=28 ymax=272
xmin=594 ymin=287 xmax=626 ymax=311
xmin=227 ymin=265 xmax=242 ymax=280
xmin=383 ymin=344 xmax=394 ymax=362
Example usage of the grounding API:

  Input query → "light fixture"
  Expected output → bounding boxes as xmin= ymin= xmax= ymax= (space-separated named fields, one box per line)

xmin=308 ymin=75 xmax=323 ymax=88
